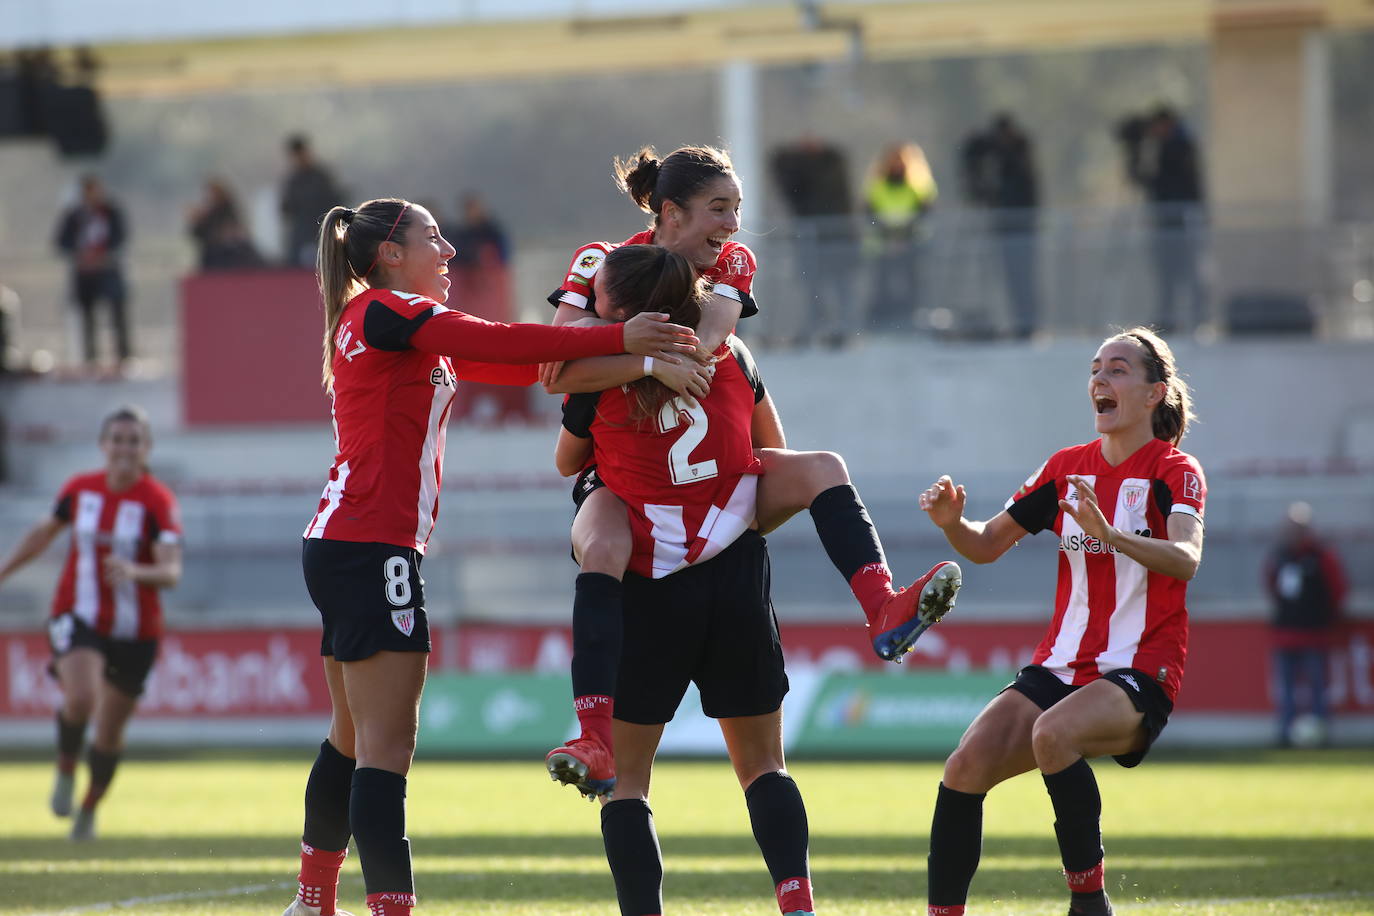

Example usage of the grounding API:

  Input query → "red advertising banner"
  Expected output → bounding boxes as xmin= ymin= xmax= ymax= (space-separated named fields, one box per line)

xmin=4 ymin=620 xmax=1372 ymax=720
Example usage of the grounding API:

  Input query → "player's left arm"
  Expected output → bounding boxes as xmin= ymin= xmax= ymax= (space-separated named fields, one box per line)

xmin=751 ymin=391 xmax=786 ymax=450
xmin=104 ymin=540 xmax=183 ymax=589
xmin=1061 ymin=475 xmax=1204 ymax=580
xmin=696 ymin=292 xmax=743 ymax=357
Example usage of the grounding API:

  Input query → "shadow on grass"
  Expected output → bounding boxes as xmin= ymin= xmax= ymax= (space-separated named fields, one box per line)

xmin=6 ymin=834 xmax=1374 ymax=909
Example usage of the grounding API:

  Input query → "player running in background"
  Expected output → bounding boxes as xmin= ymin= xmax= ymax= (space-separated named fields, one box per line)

xmin=0 ymin=405 xmax=183 ymax=842
xmin=543 ymin=145 xmax=961 ymax=797
xmin=281 ymin=198 xmax=697 ymax=916
xmin=918 ymin=327 xmax=1204 ymax=916
xmin=554 ymin=244 xmax=818 ymax=916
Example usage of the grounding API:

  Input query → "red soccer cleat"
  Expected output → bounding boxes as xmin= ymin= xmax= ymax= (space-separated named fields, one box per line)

xmin=545 ymin=735 xmax=616 ymax=800
xmin=869 ymin=561 xmax=962 ymax=662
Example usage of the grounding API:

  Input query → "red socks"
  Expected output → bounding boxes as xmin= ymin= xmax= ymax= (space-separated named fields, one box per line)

xmin=928 ymin=907 xmax=965 ymax=915
xmin=850 ymin=562 xmax=896 ymax=627
xmin=297 ymin=842 xmax=347 ymax=914
xmin=776 ymin=876 xmax=814 ymax=913
xmin=575 ymin=693 xmax=614 ymax=746
xmin=365 ymin=892 xmax=415 ymax=916
xmin=1066 ymin=860 xmax=1105 ymax=893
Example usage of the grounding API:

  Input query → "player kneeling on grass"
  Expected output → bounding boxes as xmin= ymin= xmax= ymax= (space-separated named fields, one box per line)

xmin=549 ymin=244 xmax=820 ymax=915
xmin=919 ymin=327 xmax=1205 ymax=916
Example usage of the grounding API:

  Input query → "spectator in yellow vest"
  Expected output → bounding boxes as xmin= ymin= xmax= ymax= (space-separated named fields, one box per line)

xmin=863 ymin=143 xmax=936 ymax=332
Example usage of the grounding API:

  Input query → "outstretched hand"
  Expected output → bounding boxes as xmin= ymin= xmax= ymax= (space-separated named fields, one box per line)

xmin=1059 ymin=475 xmax=1115 ymax=545
xmin=919 ymin=475 xmax=966 ymax=529
xmin=622 ymin=312 xmax=699 ymax=357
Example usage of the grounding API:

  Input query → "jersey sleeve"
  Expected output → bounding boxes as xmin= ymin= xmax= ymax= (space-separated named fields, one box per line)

xmin=726 ymin=335 xmax=766 ymax=404
xmin=53 ymin=477 xmax=80 ymax=522
xmin=1158 ymin=451 xmax=1206 ymax=523
xmin=361 ymin=292 xmax=447 ymax=351
xmin=147 ymin=481 xmax=183 ymax=546
xmin=709 ymin=242 xmax=758 ymax=319
xmin=1004 ymin=457 xmax=1059 ymax=534
xmin=547 ymin=242 xmax=611 ymax=311
xmin=562 ymin=392 xmax=602 ymax=438
xmin=451 ymin=360 xmax=539 ymax=386
xmin=409 ymin=309 xmax=623 ymax=364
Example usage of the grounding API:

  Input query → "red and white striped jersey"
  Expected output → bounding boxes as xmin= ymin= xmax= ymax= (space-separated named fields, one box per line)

xmin=51 ymin=471 xmax=182 ymax=640
xmin=563 ymin=337 xmax=765 ymax=579
xmin=1004 ymin=437 xmax=1206 ymax=701
xmin=547 ymin=230 xmax=758 ymax=318
xmin=305 ymin=288 xmax=626 ymax=552
xmin=305 ymin=289 xmax=461 ymax=552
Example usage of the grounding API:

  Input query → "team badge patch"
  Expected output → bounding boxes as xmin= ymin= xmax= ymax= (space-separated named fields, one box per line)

xmin=1182 ymin=471 xmax=1202 ymax=501
xmin=391 ymin=609 xmax=415 ymax=637
xmin=572 ymin=248 xmax=606 ymax=279
xmin=1122 ymin=485 xmax=1146 ymax=511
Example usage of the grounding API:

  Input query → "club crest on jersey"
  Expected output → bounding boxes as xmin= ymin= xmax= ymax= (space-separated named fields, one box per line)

xmin=1182 ymin=471 xmax=1202 ymax=501
xmin=572 ymin=249 xmax=606 ymax=278
xmin=726 ymin=249 xmax=748 ymax=273
xmin=391 ymin=609 xmax=415 ymax=637
xmin=1122 ymin=485 xmax=1146 ymax=511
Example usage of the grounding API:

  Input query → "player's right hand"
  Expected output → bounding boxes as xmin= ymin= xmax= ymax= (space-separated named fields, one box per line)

xmin=919 ymin=475 xmax=966 ymax=529
xmin=622 ymin=312 xmax=699 ymax=356
xmin=650 ymin=356 xmax=713 ymax=401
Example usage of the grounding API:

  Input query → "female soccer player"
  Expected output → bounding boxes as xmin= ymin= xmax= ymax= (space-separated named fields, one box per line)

xmin=543 ymin=146 xmax=961 ymax=794
xmin=281 ymin=198 xmax=698 ymax=916
xmin=0 ymin=405 xmax=182 ymax=842
xmin=555 ymin=244 xmax=817 ymax=916
xmin=918 ymin=327 xmax=1204 ymax=916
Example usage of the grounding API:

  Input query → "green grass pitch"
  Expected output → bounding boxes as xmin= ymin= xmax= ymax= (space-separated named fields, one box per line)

xmin=2 ymin=750 xmax=1372 ymax=915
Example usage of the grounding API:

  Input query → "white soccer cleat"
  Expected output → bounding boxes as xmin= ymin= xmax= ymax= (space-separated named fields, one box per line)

xmin=69 ymin=808 xmax=95 ymax=842
xmin=50 ymin=771 xmax=75 ymax=817
xmin=281 ymin=899 xmax=355 ymax=916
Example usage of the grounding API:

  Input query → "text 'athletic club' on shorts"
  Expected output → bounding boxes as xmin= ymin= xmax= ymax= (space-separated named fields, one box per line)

xmin=1004 ymin=663 xmax=1175 ymax=768
xmin=301 ymin=538 xmax=431 ymax=662
xmin=614 ymin=529 xmax=790 ymax=725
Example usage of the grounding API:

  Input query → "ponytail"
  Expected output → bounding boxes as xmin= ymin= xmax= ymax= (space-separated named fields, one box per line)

xmin=316 ymin=198 xmax=412 ymax=390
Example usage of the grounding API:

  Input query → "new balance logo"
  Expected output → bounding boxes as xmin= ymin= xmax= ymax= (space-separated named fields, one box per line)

xmin=391 ymin=609 xmax=415 ymax=637
xmin=779 ymin=879 xmax=801 ymax=894
xmin=1121 ymin=673 xmax=1140 ymax=692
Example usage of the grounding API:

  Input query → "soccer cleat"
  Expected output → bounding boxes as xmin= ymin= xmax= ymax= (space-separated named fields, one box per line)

xmin=50 ymin=771 xmax=75 ymax=817
xmin=870 ymin=561 xmax=962 ymax=662
xmin=69 ymin=808 xmax=96 ymax=842
xmin=545 ymin=735 xmax=616 ymax=800
xmin=281 ymin=899 xmax=356 ymax=916
xmin=1068 ymin=891 xmax=1114 ymax=916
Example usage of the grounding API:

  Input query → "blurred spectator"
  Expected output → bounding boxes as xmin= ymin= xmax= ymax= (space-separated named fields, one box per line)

xmin=1121 ymin=106 xmax=1206 ymax=333
xmin=279 ymin=134 xmax=343 ymax=267
xmin=961 ymin=114 xmax=1041 ymax=339
xmin=770 ymin=134 xmax=856 ymax=347
xmin=863 ymin=143 xmax=936 ymax=334
xmin=1264 ymin=501 xmax=1347 ymax=748
xmin=54 ymin=174 xmax=131 ymax=367
xmin=187 ymin=177 xmax=264 ymax=272
xmin=450 ymin=193 xmax=510 ymax=268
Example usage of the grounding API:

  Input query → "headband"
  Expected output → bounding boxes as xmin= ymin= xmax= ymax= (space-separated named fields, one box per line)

xmin=362 ymin=204 xmax=410 ymax=278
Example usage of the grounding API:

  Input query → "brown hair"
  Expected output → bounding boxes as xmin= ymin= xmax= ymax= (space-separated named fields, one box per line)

xmin=99 ymin=404 xmax=152 ymax=443
xmin=613 ymin=146 xmax=736 ymax=224
xmin=1105 ymin=326 xmax=1195 ymax=445
xmin=316 ymin=197 xmax=413 ymax=390
xmin=599 ymin=245 xmax=712 ymax=423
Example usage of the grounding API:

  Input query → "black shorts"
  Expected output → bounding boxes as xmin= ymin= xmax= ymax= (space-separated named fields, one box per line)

xmin=571 ymin=464 xmax=605 ymax=511
xmin=615 ymin=530 xmax=789 ymax=724
xmin=1004 ymin=664 xmax=1175 ymax=768
xmin=301 ymin=539 xmax=430 ymax=662
xmin=47 ymin=612 xmax=158 ymax=698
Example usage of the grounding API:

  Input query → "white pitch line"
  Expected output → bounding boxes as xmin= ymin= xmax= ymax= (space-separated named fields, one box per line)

xmin=1116 ymin=889 xmax=1374 ymax=910
xmin=34 ymin=880 xmax=294 ymax=915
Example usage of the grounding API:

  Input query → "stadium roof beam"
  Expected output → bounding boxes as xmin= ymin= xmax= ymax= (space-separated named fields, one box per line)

xmin=61 ymin=0 xmax=1374 ymax=98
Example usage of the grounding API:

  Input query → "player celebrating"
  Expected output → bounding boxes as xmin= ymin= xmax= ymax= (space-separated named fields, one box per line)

xmin=543 ymin=145 xmax=961 ymax=797
xmin=918 ymin=327 xmax=1204 ymax=916
xmin=281 ymin=198 xmax=697 ymax=916
xmin=0 ymin=405 xmax=183 ymax=842
xmin=555 ymin=244 xmax=818 ymax=916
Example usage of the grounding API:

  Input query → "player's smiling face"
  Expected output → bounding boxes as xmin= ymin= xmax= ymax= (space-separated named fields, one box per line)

xmin=100 ymin=419 xmax=150 ymax=481
xmin=383 ymin=206 xmax=455 ymax=302
xmin=1089 ymin=339 xmax=1164 ymax=438
xmin=657 ymin=175 xmax=741 ymax=272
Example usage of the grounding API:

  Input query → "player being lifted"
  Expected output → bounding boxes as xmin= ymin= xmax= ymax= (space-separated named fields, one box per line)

xmin=541 ymin=145 xmax=962 ymax=800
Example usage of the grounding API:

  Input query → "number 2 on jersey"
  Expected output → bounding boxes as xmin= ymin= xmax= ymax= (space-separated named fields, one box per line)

xmin=658 ymin=397 xmax=718 ymax=485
